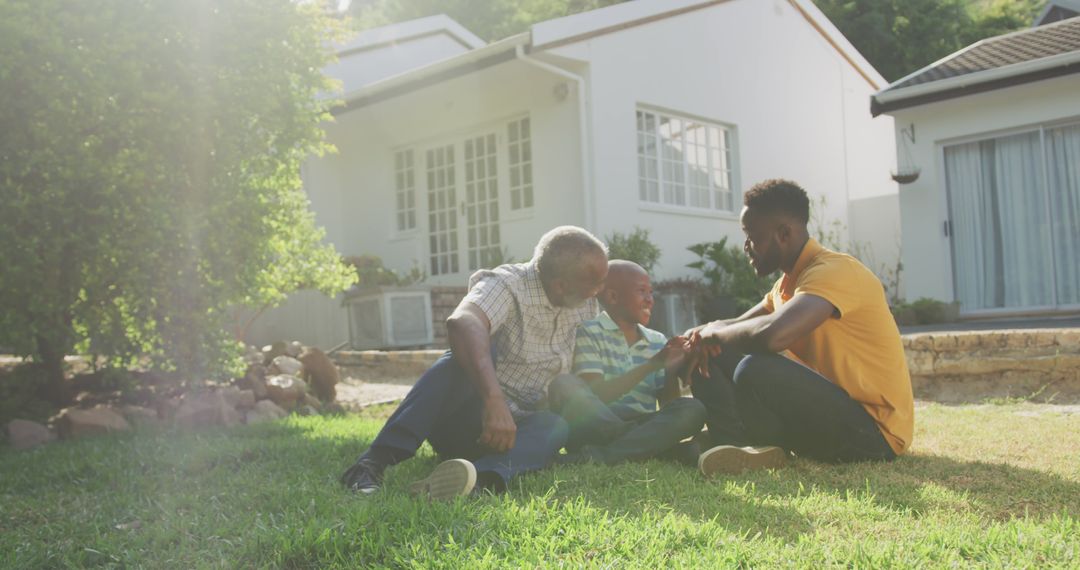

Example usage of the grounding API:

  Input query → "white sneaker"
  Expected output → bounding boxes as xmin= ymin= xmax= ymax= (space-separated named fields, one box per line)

xmin=699 ymin=445 xmax=787 ymax=476
xmin=409 ymin=459 xmax=477 ymax=500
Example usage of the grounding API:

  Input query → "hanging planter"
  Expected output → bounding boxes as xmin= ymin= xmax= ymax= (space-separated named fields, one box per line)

xmin=892 ymin=124 xmax=920 ymax=185
xmin=891 ymin=168 xmax=921 ymax=184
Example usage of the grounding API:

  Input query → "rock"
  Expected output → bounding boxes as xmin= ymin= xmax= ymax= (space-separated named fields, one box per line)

xmin=285 ymin=341 xmax=303 ymax=358
xmin=262 ymin=341 xmax=287 ymax=365
xmin=121 ymin=405 xmax=160 ymax=427
xmin=218 ymin=386 xmax=252 ymax=410
xmin=7 ymin=419 xmax=55 ymax=450
xmin=155 ymin=396 xmax=181 ymax=422
xmin=303 ymin=393 xmax=322 ymax=410
xmin=299 ymin=346 xmax=339 ymax=403
xmin=244 ymin=345 xmax=263 ymax=366
xmin=296 ymin=405 xmax=320 ymax=417
xmin=54 ymin=407 xmax=131 ymax=439
xmin=269 ymin=355 xmax=303 ymax=377
xmin=174 ymin=391 xmax=242 ymax=430
xmin=238 ymin=365 xmax=269 ymax=401
xmin=245 ymin=400 xmax=288 ymax=424
xmin=265 ymin=375 xmax=307 ymax=409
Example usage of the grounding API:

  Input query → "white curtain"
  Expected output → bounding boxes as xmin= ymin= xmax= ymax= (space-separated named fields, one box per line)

xmin=944 ymin=131 xmax=1053 ymax=310
xmin=945 ymin=143 xmax=997 ymax=309
xmin=993 ymin=131 xmax=1054 ymax=308
xmin=1048 ymin=124 xmax=1080 ymax=306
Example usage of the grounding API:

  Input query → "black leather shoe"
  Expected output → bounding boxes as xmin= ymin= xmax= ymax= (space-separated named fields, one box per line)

xmin=340 ymin=458 xmax=385 ymax=494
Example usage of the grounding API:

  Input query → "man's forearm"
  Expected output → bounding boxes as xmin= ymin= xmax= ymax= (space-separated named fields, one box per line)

xmin=446 ymin=315 xmax=506 ymax=404
xmin=701 ymin=314 xmax=775 ymax=355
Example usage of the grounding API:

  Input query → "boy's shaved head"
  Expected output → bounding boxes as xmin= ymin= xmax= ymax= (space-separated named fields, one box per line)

xmin=606 ymin=260 xmax=648 ymax=282
xmin=600 ymin=260 xmax=654 ymax=326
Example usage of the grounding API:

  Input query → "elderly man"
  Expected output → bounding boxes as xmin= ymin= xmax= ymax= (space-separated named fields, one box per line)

xmin=341 ymin=226 xmax=608 ymax=499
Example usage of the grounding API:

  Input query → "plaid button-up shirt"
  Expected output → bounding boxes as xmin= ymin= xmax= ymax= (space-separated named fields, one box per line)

xmin=462 ymin=262 xmax=599 ymax=418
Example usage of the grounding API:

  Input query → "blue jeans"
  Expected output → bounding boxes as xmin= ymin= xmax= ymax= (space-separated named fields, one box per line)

xmin=691 ymin=352 xmax=896 ymax=463
xmin=548 ymin=373 xmax=706 ymax=465
xmin=362 ymin=352 xmax=569 ymax=488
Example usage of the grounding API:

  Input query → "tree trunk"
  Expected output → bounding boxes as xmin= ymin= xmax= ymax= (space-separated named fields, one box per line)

xmin=35 ymin=335 xmax=70 ymax=407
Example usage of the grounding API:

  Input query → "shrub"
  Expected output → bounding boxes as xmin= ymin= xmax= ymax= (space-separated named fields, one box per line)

xmin=345 ymin=256 xmax=425 ymax=288
xmin=606 ymin=227 xmax=661 ymax=273
xmin=687 ymin=238 xmax=776 ymax=318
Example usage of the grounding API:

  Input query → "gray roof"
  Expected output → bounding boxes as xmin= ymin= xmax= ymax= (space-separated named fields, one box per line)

xmin=1035 ymin=1 xmax=1080 ymax=26
xmin=890 ymin=16 xmax=1080 ymax=91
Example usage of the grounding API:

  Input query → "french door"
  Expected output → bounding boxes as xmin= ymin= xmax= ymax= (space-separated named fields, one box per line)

xmin=422 ymin=131 xmax=503 ymax=278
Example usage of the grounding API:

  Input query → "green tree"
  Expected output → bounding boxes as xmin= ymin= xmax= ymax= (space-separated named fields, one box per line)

xmin=813 ymin=0 xmax=1041 ymax=82
xmin=0 ymin=0 xmax=356 ymax=403
xmin=350 ymin=0 xmax=631 ymax=41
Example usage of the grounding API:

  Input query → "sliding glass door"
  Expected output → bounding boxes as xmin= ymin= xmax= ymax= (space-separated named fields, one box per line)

xmin=944 ymin=122 xmax=1080 ymax=313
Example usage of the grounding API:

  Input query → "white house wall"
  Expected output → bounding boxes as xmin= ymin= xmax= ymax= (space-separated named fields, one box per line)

xmin=890 ymin=74 xmax=1080 ymax=304
xmin=317 ymin=60 xmax=586 ymax=285
xmin=547 ymin=0 xmax=898 ymax=281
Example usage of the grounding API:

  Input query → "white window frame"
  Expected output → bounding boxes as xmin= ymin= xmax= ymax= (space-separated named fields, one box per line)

xmin=506 ymin=116 xmax=534 ymax=214
xmin=636 ymin=106 xmax=739 ymax=218
xmin=392 ymin=149 xmax=417 ymax=236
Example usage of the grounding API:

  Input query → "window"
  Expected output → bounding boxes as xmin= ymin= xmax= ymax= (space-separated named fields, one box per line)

xmin=507 ymin=117 xmax=533 ymax=210
xmin=394 ymin=149 xmax=416 ymax=232
xmin=636 ymin=108 xmax=735 ymax=212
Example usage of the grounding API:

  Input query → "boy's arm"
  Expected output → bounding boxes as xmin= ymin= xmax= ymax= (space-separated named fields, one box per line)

xmin=582 ymin=338 xmax=689 ymax=404
xmin=580 ymin=359 xmax=663 ymax=404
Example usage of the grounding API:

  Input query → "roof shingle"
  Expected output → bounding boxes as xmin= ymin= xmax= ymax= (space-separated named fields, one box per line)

xmin=888 ymin=16 xmax=1080 ymax=91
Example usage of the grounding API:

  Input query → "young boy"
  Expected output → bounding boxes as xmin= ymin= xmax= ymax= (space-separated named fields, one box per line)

xmin=548 ymin=260 xmax=706 ymax=466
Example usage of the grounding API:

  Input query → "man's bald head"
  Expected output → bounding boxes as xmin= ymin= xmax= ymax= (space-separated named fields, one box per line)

xmin=605 ymin=260 xmax=648 ymax=284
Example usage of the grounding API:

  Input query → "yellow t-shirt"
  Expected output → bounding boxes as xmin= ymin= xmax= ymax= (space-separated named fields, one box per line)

xmin=764 ymin=238 xmax=914 ymax=455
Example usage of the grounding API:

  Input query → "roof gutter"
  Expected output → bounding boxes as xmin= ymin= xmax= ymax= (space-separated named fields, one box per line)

xmin=332 ymin=33 xmax=529 ymax=116
xmin=872 ymin=50 xmax=1080 ymax=116
xmin=514 ymin=46 xmax=597 ymax=233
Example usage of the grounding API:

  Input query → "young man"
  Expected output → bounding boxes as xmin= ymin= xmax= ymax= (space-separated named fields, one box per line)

xmin=548 ymin=260 xmax=705 ymax=466
xmin=340 ymin=226 xmax=608 ymax=499
xmin=690 ymin=179 xmax=914 ymax=475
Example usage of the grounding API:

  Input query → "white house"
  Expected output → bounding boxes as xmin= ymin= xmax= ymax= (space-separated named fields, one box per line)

xmin=871 ymin=15 xmax=1080 ymax=318
xmin=250 ymin=0 xmax=900 ymax=349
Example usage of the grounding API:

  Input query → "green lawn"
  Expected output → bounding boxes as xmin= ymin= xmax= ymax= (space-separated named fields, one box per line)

xmin=2 ymin=403 xmax=1077 ymax=568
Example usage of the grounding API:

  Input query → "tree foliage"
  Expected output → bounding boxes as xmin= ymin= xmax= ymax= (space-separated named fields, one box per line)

xmin=813 ymin=0 xmax=1043 ymax=81
xmin=349 ymin=0 xmax=631 ymax=41
xmin=0 ymin=0 xmax=356 ymax=398
xmin=606 ymin=227 xmax=661 ymax=274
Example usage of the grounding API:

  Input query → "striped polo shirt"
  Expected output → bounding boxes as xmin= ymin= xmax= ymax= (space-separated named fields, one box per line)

xmin=572 ymin=311 xmax=667 ymax=417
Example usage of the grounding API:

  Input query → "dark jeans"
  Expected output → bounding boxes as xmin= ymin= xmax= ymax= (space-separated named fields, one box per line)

xmin=548 ymin=374 xmax=706 ymax=466
xmin=360 ymin=352 xmax=569 ymax=488
xmin=691 ymin=352 xmax=895 ymax=463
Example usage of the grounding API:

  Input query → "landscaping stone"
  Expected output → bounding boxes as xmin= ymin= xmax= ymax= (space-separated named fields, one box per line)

xmin=174 ymin=391 xmax=241 ymax=430
xmin=269 ymin=355 xmax=303 ymax=377
xmin=121 ymin=405 xmax=160 ymax=427
xmin=238 ymin=365 xmax=269 ymax=400
xmin=55 ymin=407 xmax=130 ymax=439
xmin=261 ymin=341 xmax=287 ymax=364
xmin=245 ymin=400 xmax=287 ymax=424
xmin=902 ymin=328 xmax=1080 ymax=403
xmin=265 ymin=374 xmax=307 ymax=409
xmin=7 ymin=419 xmax=54 ymax=450
xmin=285 ymin=340 xmax=303 ymax=358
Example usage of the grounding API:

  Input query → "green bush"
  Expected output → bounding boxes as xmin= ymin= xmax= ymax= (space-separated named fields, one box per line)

xmin=687 ymin=238 xmax=776 ymax=318
xmin=345 ymin=256 xmax=424 ymax=288
xmin=892 ymin=297 xmax=960 ymax=325
xmin=606 ymin=227 xmax=661 ymax=273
